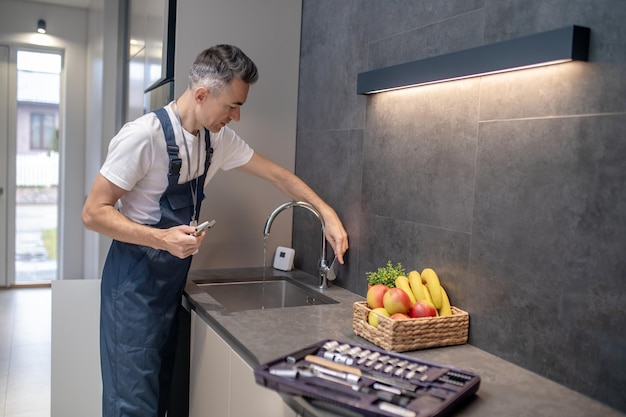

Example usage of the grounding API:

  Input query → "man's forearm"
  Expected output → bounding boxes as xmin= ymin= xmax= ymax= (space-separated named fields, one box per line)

xmin=83 ymin=204 xmax=163 ymax=249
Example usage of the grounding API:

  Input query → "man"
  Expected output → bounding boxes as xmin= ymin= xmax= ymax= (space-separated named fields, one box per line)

xmin=82 ymin=44 xmax=348 ymax=417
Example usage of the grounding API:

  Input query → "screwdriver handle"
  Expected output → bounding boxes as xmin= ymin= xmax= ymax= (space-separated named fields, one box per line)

xmin=304 ymin=355 xmax=362 ymax=376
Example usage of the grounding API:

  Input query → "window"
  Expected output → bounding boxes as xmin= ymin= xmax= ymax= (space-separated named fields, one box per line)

xmin=30 ymin=113 xmax=56 ymax=150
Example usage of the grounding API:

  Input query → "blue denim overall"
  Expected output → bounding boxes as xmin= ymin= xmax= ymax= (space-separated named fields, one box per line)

xmin=100 ymin=108 xmax=212 ymax=417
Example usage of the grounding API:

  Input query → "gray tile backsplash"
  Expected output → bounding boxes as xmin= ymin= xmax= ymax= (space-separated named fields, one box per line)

xmin=470 ymin=114 xmax=626 ymax=404
xmin=362 ymin=80 xmax=479 ymax=232
xmin=294 ymin=0 xmax=626 ymax=412
xmin=293 ymin=129 xmax=364 ymax=287
xmin=368 ymin=9 xmax=486 ymax=70
xmin=297 ymin=0 xmax=368 ymax=132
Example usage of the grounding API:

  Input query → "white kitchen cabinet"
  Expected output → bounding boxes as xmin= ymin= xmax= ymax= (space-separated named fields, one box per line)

xmin=51 ymin=279 xmax=102 ymax=417
xmin=189 ymin=310 xmax=295 ymax=417
xmin=189 ymin=310 xmax=230 ymax=416
xmin=230 ymin=346 xmax=296 ymax=417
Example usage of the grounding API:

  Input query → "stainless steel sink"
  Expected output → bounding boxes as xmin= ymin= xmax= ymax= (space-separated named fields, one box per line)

xmin=195 ymin=276 xmax=337 ymax=312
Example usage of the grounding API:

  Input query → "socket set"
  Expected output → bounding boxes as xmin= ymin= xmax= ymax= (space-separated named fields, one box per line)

xmin=254 ymin=339 xmax=480 ymax=417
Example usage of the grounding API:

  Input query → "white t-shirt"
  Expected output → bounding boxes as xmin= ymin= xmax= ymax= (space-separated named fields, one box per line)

xmin=100 ymin=101 xmax=254 ymax=224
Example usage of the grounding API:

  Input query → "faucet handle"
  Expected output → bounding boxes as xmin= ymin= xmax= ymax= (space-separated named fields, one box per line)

xmin=318 ymin=256 xmax=338 ymax=289
xmin=326 ymin=256 xmax=338 ymax=281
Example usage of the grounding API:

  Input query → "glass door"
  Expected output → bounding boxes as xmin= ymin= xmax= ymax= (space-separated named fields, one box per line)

xmin=0 ymin=46 xmax=8 ymax=287
xmin=9 ymin=49 xmax=62 ymax=285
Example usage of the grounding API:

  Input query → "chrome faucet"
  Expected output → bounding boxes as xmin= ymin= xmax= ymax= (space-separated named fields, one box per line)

xmin=264 ymin=201 xmax=336 ymax=289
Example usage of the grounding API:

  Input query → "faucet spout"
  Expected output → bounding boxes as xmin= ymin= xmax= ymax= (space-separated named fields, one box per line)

xmin=264 ymin=201 xmax=334 ymax=288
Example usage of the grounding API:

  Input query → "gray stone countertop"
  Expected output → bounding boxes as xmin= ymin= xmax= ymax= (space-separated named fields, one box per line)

xmin=184 ymin=267 xmax=624 ymax=417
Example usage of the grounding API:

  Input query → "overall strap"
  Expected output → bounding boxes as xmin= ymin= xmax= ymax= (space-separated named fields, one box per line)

xmin=202 ymin=128 xmax=213 ymax=174
xmin=154 ymin=107 xmax=181 ymax=186
xmin=190 ymin=128 xmax=214 ymax=215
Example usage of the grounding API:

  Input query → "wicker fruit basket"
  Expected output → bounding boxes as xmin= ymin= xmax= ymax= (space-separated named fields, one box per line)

xmin=352 ymin=301 xmax=469 ymax=352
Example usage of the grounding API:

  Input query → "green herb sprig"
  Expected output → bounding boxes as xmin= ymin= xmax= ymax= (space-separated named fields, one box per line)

xmin=366 ymin=260 xmax=405 ymax=287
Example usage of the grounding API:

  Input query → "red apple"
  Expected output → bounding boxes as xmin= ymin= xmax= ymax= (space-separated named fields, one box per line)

xmin=391 ymin=313 xmax=411 ymax=320
xmin=383 ymin=287 xmax=412 ymax=315
xmin=366 ymin=284 xmax=389 ymax=309
xmin=408 ymin=300 xmax=437 ymax=318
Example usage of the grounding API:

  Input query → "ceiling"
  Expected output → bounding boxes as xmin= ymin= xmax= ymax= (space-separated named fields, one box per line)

xmin=34 ymin=0 xmax=93 ymax=9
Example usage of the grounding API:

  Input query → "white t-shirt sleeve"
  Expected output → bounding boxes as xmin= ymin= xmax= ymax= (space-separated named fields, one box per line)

xmin=214 ymin=126 xmax=254 ymax=170
xmin=203 ymin=126 xmax=254 ymax=186
xmin=100 ymin=118 xmax=156 ymax=191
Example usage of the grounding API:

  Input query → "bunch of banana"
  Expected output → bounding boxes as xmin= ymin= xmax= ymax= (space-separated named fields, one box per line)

xmin=406 ymin=268 xmax=453 ymax=316
xmin=394 ymin=275 xmax=416 ymax=304
xmin=390 ymin=268 xmax=454 ymax=317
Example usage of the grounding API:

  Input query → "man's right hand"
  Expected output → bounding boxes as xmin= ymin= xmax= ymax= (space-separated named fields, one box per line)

xmin=158 ymin=225 xmax=206 ymax=259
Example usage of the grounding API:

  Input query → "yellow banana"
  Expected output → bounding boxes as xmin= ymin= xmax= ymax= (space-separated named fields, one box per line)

xmin=408 ymin=270 xmax=426 ymax=301
xmin=395 ymin=275 xmax=416 ymax=304
xmin=438 ymin=286 xmax=452 ymax=316
xmin=421 ymin=268 xmax=443 ymax=309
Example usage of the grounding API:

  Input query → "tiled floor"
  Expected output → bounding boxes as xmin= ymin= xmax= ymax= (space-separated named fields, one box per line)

xmin=0 ymin=287 xmax=51 ymax=417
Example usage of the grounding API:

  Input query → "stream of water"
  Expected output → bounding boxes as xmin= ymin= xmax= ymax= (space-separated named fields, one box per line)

xmin=261 ymin=234 xmax=269 ymax=308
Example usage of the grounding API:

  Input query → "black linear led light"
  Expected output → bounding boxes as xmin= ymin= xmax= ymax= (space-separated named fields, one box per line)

xmin=357 ymin=25 xmax=590 ymax=94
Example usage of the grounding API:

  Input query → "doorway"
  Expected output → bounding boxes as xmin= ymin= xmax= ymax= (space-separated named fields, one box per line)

xmin=1 ymin=47 xmax=63 ymax=286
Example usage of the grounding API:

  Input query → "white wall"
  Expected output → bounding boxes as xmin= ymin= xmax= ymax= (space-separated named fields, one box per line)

xmin=175 ymin=0 xmax=303 ymax=269
xmin=84 ymin=0 xmax=106 ymax=280
xmin=83 ymin=0 xmax=126 ymax=279
xmin=0 ymin=0 xmax=88 ymax=279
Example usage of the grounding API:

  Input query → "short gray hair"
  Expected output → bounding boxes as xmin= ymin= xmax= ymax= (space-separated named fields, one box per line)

xmin=187 ymin=45 xmax=259 ymax=94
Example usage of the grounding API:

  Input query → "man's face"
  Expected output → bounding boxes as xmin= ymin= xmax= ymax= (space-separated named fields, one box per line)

xmin=198 ymin=77 xmax=250 ymax=133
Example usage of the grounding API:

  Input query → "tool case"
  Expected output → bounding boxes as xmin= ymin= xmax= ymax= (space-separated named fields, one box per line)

xmin=254 ymin=339 xmax=480 ymax=417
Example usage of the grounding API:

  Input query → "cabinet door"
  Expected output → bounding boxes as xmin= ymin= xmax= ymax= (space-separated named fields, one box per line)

xmin=189 ymin=310 xmax=297 ymax=417
xmin=230 ymin=350 xmax=296 ymax=417
xmin=51 ymin=280 xmax=102 ymax=417
xmin=189 ymin=311 xmax=231 ymax=416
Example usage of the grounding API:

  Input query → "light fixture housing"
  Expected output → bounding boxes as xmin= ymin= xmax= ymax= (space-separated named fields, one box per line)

xmin=37 ymin=19 xmax=46 ymax=34
xmin=357 ymin=25 xmax=590 ymax=94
